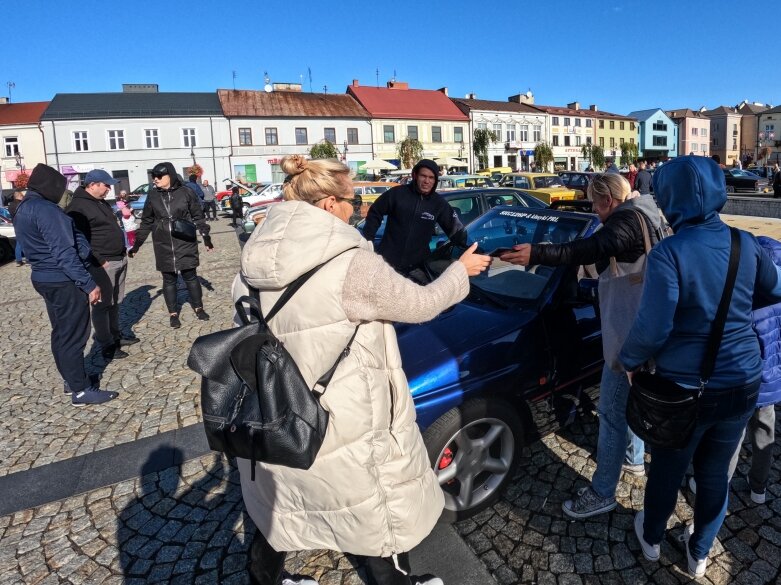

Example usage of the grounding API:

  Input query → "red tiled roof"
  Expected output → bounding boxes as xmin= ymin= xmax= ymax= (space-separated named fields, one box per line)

xmin=347 ymin=85 xmax=468 ymax=121
xmin=218 ymin=90 xmax=368 ymax=118
xmin=0 ymin=101 xmax=50 ymax=126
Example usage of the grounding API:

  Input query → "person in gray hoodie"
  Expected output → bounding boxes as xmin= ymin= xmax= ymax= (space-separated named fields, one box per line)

xmin=500 ymin=173 xmax=665 ymax=519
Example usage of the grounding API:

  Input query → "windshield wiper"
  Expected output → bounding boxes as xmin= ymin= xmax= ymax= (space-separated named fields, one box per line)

xmin=468 ymin=283 xmax=511 ymax=309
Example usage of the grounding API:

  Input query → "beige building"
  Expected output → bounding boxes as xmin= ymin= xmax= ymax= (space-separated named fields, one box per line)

xmin=0 ymin=100 xmax=49 ymax=191
xmin=703 ymin=106 xmax=742 ymax=165
xmin=758 ymin=105 xmax=781 ymax=166
xmin=535 ymin=102 xmax=596 ymax=171
xmin=737 ymin=101 xmax=770 ymax=163
xmin=666 ymin=109 xmax=710 ymax=157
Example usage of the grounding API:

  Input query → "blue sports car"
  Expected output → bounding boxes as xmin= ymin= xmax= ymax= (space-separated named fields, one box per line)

xmin=397 ymin=205 xmax=604 ymax=521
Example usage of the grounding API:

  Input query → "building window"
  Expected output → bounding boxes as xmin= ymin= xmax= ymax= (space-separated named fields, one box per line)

xmin=506 ymin=124 xmax=516 ymax=142
xmin=265 ymin=128 xmax=278 ymax=145
xmin=383 ymin=125 xmax=395 ymax=143
xmin=533 ymin=125 xmax=541 ymax=141
xmin=653 ymin=136 xmax=668 ymax=146
xmin=407 ymin=125 xmax=418 ymax=140
xmin=239 ymin=128 xmax=253 ymax=146
xmin=432 ymin=126 xmax=442 ymax=143
xmin=713 ymin=137 xmax=719 ymax=146
xmin=609 ymin=121 xmax=615 ymax=130
xmin=144 ymin=129 xmax=159 ymax=149
xmin=347 ymin=128 xmax=358 ymax=144
xmin=620 ymin=121 xmax=625 ymax=130
xmin=564 ymin=117 xmax=571 ymax=127
xmin=599 ymin=120 xmax=604 ymax=129
xmin=701 ymin=128 xmax=708 ymax=137
xmin=4 ymin=136 xmax=19 ymax=157
xmin=732 ymin=140 xmax=737 ymax=150
xmin=586 ymin=137 xmax=592 ymax=145
xmin=630 ymin=122 xmax=636 ymax=131
xmin=564 ymin=136 xmax=571 ymax=146
xmin=599 ymin=137 xmax=605 ymax=147
xmin=493 ymin=123 xmax=502 ymax=142
xmin=630 ymin=138 xmax=635 ymax=145
xmin=702 ymin=143 xmax=707 ymax=152
xmin=454 ymin=126 xmax=463 ymax=143
xmin=73 ymin=131 xmax=89 ymax=152
xmin=586 ymin=119 xmax=592 ymax=128
xmin=575 ymin=118 xmax=581 ymax=127
xmin=691 ymin=127 xmax=698 ymax=136
xmin=324 ymin=128 xmax=336 ymax=143
xmin=552 ymin=117 xmax=559 ymax=126
xmin=552 ymin=135 xmax=559 ymax=146
xmin=182 ymin=128 xmax=196 ymax=148
xmin=520 ymin=125 xmax=529 ymax=142
xmin=576 ymin=136 xmax=582 ymax=146
xmin=610 ymin=137 xmax=615 ymax=147
xmin=691 ymin=143 xmax=698 ymax=152
xmin=295 ymin=128 xmax=308 ymax=145
xmin=107 ymin=130 xmax=125 ymax=150
xmin=652 ymin=120 xmax=668 ymax=132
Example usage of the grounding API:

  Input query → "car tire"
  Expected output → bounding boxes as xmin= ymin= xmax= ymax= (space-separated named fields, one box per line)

xmin=132 ymin=209 xmax=143 ymax=219
xmin=726 ymin=186 xmax=735 ymax=194
xmin=423 ymin=398 xmax=524 ymax=523
xmin=0 ymin=238 xmax=13 ymax=264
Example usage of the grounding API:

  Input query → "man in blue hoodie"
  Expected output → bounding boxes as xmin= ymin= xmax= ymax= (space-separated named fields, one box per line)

xmin=619 ymin=156 xmax=781 ymax=577
xmin=13 ymin=164 xmax=119 ymax=406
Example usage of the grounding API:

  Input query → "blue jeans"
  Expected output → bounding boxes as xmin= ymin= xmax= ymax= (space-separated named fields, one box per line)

xmin=642 ymin=381 xmax=759 ymax=560
xmin=14 ymin=240 xmax=23 ymax=263
xmin=592 ymin=364 xmax=645 ymax=499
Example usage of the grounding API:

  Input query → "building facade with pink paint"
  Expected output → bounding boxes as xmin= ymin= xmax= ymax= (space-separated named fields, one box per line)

xmin=666 ymin=109 xmax=710 ymax=158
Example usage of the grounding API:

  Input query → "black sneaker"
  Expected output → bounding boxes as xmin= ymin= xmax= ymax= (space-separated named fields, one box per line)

xmin=195 ymin=308 xmax=210 ymax=321
xmin=72 ymin=387 xmax=118 ymax=406
xmin=170 ymin=314 xmax=181 ymax=328
xmin=101 ymin=344 xmax=129 ymax=360
xmin=63 ymin=374 xmax=100 ymax=395
xmin=118 ymin=335 xmax=140 ymax=347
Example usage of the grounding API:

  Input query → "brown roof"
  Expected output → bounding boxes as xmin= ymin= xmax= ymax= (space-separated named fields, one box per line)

xmin=588 ymin=109 xmax=638 ymax=122
xmin=738 ymin=102 xmax=770 ymax=114
xmin=703 ymin=106 xmax=740 ymax=116
xmin=217 ymin=90 xmax=369 ymax=118
xmin=0 ymin=101 xmax=49 ymax=126
xmin=534 ymin=104 xmax=597 ymax=117
xmin=666 ymin=108 xmax=708 ymax=120
xmin=450 ymin=98 xmax=543 ymax=115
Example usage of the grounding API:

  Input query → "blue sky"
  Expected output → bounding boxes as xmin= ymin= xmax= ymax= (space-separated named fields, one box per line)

xmin=10 ymin=0 xmax=780 ymax=115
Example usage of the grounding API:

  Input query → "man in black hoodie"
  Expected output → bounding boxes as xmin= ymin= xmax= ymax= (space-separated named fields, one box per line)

xmin=13 ymin=164 xmax=119 ymax=406
xmin=67 ymin=169 xmax=138 ymax=360
xmin=363 ymin=159 xmax=465 ymax=277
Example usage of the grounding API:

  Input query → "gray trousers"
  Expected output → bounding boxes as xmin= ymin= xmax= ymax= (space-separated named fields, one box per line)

xmin=728 ymin=404 xmax=776 ymax=493
xmin=89 ymin=258 xmax=128 ymax=347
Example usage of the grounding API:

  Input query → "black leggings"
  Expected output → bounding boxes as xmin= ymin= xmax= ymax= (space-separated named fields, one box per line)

xmin=248 ymin=529 xmax=414 ymax=585
xmin=161 ymin=268 xmax=203 ymax=313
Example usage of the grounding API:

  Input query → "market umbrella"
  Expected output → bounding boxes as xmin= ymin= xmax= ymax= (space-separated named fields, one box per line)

xmin=435 ymin=157 xmax=469 ymax=168
xmin=360 ymin=159 xmax=398 ymax=171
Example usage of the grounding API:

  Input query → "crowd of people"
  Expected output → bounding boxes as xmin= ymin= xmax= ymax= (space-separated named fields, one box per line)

xmin=7 ymin=154 xmax=781 ymax=584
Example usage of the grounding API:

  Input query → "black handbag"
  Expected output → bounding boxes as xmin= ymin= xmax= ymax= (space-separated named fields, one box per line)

xmin=161 ymin=193 xmax=198 ymax=242
xmin=626 ymin=227 xmax=741 ymax=450
xmin=187 ymin=252 xmax=358 ymax=478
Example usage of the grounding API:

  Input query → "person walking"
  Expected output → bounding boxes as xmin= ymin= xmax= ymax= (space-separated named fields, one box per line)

xmin=634 ymin=160 xmax=652 ymax=195
xmin=184 ymin=173 xmax=205 ymax=204
xmin=499 ymin=173 xmax=665 ymax=519
xmin=229 ymin=186 xmax=243 ymax=227
xmin=67 ymin=169 xmax=138 ymax=360
xmin=129 ymin=162 xmax=213 ymax=329
xmin=363 ymin=159 xmax=465 ymax=280
xmin=627 ymin=163 xmax=638 ymax=190
xmin=620 ymin=156 xmax=781 ymax=578
xmin=8 ymin=189 xmax=25 ymax=266
xmin=233 ymin=154 xmax=490 ymax=585
xmin=201 ymin=179 xmax=217 ymax=221
xmin=12 ymin=164 xmax=119 ymax=406
xmin=772 ymin=163 xmax=781 ymax=199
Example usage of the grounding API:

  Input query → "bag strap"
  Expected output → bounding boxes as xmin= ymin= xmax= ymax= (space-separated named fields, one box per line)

xmin=313 ymin=324 xmax=361 ymax=394
xmin=700 ymin=227 xmax=741 ymax=387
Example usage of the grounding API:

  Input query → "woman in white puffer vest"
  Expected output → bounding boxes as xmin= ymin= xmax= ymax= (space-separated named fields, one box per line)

xmin=232 ymin=155 xmax=491 ymax=585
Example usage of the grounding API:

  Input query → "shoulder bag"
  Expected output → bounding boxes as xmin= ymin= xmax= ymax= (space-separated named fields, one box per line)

xmin=187 ymin=251 xmax=358 ymax=478
xmin=161 ymin=192 xmax=197 ymax=242
xmin=626 ymin=227 xmax=741 ymax=449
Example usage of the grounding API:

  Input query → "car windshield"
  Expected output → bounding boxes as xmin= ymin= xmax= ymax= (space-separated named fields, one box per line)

xmin=534 ymin=176 xmax=565 ymax=188
xmin=427 ymin=208 xmax=593 ymax=303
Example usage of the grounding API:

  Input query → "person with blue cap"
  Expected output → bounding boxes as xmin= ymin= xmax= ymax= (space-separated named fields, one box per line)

xmin=67 ymin=169 xmax=139 ymax=360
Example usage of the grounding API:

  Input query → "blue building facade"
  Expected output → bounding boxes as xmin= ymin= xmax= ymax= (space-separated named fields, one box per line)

xmin=627 ymin=108 xmax=678 ymax=161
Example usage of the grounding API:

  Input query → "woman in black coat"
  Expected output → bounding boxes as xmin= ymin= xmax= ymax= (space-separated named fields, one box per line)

xmin=229 ymin=186 xmax=243 ymax=227
xmin=129 ymin=162 xmax=214 ymax=328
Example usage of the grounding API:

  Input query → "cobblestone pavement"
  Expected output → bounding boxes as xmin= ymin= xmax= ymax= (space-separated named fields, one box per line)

xmin=0 ymin=220 xmax=241 ymax=477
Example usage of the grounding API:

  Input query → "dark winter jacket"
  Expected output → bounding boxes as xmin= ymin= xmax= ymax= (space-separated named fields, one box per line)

xmin=634 ymin=170 xmax=652 ymax=194
xmin=13 ymin=164 xmax=95 ymax=293
xmin=184 ymin=180 xmax=205 ymax=202
xmin=752 ymin=237 xmax=781 ymax=408
xmin=7 ymin=198 xmax=21 ymax=217
xmin=66 ymin=187 xmax=126 ymax=266
xmin=530 ymin=195 xmax=664 ymax=274
xmin=363 ymin=159 xmax=464 ymax=272
xmin=620 ymin=156 xmax=781 ymax=389
xmin=132 ymin=163 xmax=210 ymax=273
xmin=230 ymin=192 xmax=243 ymax=216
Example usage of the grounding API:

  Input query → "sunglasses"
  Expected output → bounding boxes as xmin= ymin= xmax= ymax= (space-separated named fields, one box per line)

xmin=151 ymin=172 xmax=168 ymax=179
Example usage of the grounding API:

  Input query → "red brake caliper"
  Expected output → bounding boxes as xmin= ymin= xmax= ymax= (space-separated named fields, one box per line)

xmin=438 ymin=447 xmax=454 ymax=470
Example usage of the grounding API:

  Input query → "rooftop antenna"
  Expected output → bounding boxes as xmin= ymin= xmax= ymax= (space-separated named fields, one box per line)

xmin=307 ymin=67 xmax=313 ymax=93
xmin=263 ymin=72 xmax=272 ymax=93
xmin=323 ymin=85 xmax=328 ymax=94
xmin=7 ymin=81 xmax=15 ymax=102
xmin=392 ymin=69 xmax=396 ymax=82
xmin=231 ymin=71 xmax=236 ymax=90
xmin=375 ymin=67 xmax=379 ymax=87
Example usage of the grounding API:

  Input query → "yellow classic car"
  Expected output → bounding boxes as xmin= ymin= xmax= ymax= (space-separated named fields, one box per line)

xmin=499 ymin=173 xmax=577 ymax=204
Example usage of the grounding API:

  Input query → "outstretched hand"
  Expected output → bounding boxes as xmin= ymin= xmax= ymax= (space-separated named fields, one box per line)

xmin=499 ymin=244 xmax=532 ymax=265
xmin=458 ymin=243 xmax=492 ymax=276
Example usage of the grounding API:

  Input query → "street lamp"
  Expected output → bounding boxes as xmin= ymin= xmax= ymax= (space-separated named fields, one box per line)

xmin=343 ymin=140 xmax=348 ymax=162
xmin=189 ymin=147 xmax=196 ymax=165
xmin=14 ymin=152 xmax=24 ymax=171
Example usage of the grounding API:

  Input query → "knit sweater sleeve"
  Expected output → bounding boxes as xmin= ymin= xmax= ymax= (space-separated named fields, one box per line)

xmin=342 ymin=249 xmax=470 ymax=323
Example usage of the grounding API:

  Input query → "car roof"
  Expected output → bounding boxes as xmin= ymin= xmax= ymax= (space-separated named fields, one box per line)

xmin=506 ymin=172 xmax=558 ymax=178
xmin=441 ymin=174 xmax=486 ymax=179
xmin=353 ymin=181 xmax=390 ymax=186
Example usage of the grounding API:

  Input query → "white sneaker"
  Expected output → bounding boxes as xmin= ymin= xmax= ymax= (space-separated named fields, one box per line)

xmin=751 ymin=489 xmax=766 ymax=504
xmin=688 ymin=476 xmax=697 ymax=494
xmin=682 ymin=523 xmax=707 ymax=578
xmin=634 ymin=510 xmax=660 ymax=562
xmin=282 ymin=577 xmax=318 ymax=585
xmin=411 ymin=577 xmax=444 ymax=585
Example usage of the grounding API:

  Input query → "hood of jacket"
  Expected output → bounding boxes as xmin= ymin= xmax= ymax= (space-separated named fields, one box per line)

xmin=411 ymin=158 xmax=440 ymax=196
xmin=241 ymin=200 xmax=370 ymax=289
xmin=27 ymin=163 xmax=67 ymax=204
xmin=652 ymin=155 xmax=726 ymax=231
xmin=152 ymin=162 xmax=182 ymax=191
xmin=757 ymin=236 xmax=781 ymax=265
xmin=620 ymin=194 xmax=664 ymax=233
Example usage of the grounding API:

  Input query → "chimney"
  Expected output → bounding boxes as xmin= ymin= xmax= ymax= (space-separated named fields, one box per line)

xmin=508 ymin=91 xmax=534 ymax=105
xmin=438 ymin=87 xmax=448 ymax=96
xmin=352 ymin=79 xmax=359 ymax=87
xmin=567 ymin=101 xmax=580 ymax=110
xmin=465 ymin=93 xmax=477 ymax=99
xmin=386 ymin=80 xmax=409 ymax=90
xmin=0 ymin=97 xmax=8 ymax=104
xmin=589 ymin=104 xmax=598 ymax=111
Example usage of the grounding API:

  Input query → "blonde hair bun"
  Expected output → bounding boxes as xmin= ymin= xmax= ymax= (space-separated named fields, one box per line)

xmin=281 ymin=155 xmax=308 ymax=177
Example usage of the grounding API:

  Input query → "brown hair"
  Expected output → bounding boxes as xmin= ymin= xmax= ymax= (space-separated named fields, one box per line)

xmin=281 ymin=155 xmax=351 ymax=204
xmin=587 ymin=173 xmax=631 ymax=204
